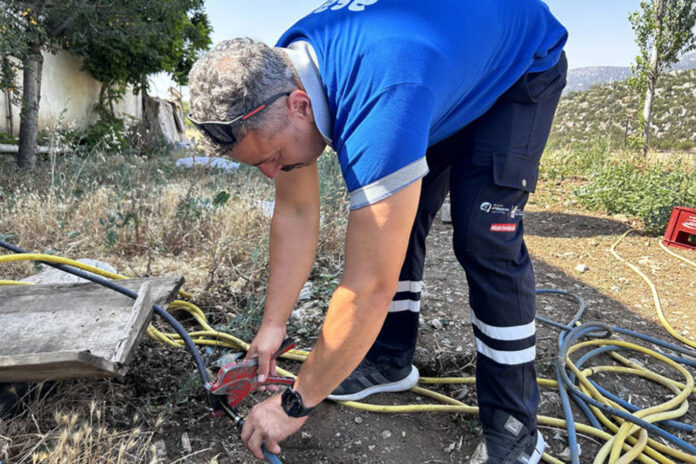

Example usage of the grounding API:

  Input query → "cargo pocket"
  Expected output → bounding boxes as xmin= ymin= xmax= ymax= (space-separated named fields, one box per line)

xmin=492 ymin=152 xmax=540 ymax=193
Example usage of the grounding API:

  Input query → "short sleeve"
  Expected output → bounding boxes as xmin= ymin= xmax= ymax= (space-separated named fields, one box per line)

xmin=337 ymin=83 xmax=435 ymax=210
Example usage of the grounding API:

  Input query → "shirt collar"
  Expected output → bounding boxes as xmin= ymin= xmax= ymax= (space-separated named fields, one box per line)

xmin=281 ymin=41 xmax=333 ymax=145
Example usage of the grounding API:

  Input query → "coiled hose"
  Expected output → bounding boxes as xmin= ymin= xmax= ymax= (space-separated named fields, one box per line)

xmin=2 ymin=235 xmax=696 ymax=464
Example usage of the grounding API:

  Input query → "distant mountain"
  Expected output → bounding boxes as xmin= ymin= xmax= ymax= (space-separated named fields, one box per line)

xmin=550 ymin=68 xmax=696 ymax=150
xmin=564 ymin=67 xmax=632 ymax=94
xmin=564 ymin=51 xmax=696 ymax=95
xmin=671 ymin=51 xmax=696 ymax=70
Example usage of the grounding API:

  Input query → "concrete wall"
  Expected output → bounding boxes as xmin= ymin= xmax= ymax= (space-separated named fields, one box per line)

xmin=0 ymin=50 xmax=141 ymax=135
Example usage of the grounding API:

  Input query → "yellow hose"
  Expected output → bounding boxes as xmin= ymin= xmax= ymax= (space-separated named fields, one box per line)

xmin=611 ymin=230 xmax=696 ymax=349
xmin=3 ymin=249 xmax=696 ymax=464
xmin=565 ymin=338 xmax=694 ymax=463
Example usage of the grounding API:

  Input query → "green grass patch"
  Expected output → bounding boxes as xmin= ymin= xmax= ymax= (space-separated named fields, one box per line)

xmin=541 ymin=139 xmax=696 ymax=234
xmin=573 ymin=159 xmax=695 ymax=234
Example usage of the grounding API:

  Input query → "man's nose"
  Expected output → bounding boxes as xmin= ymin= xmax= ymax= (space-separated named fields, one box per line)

xmin=258 ymin=162 xmax=282 ymax=179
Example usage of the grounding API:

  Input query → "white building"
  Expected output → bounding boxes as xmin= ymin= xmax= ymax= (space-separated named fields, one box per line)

xmin=1 ymin=49 xmax=141 ymax=135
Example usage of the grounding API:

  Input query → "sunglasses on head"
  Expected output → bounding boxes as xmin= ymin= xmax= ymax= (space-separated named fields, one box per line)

xmin=187 ymin=91 xmax=292 ymax=148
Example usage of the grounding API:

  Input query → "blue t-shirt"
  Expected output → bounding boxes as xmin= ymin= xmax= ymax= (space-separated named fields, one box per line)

xmin=277 ymin=0 xmax=567 ymax=209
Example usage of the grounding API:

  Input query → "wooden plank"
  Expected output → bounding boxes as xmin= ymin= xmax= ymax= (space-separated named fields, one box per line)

xmin=0 ymin=276 xmax=183 ymax=382
xmin=0 ymin=351 xmax=123 ymax=382
xmin=112 ymin=282 xmax=154 ymax=366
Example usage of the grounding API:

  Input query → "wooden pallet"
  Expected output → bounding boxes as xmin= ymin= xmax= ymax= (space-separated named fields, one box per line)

xmin=0 ymin=276 xmax=183 ymax=382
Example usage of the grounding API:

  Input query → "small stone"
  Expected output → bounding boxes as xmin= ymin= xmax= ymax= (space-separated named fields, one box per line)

xmin=368 ymin=445 xmax=376 ymax=451
xmin=154 ymin=440 xmax=167 ymax=458
xmin=430 ymin=318 xmax=443 ymax=330
xmin=445 ymin=442 xmax=457 ymax=453
xmin=455 ymin=345 xmax=463 ymax=352
xmin=354 ymin=440 xmax=362 ymax=446
xmin=181 ymin=432 xmax=191 ymax=453
xmin=441 ymin=202 xmax=452 ymax=223
xmin=354 ymin=416 xmax=363 ymax=424
xmin=301 ymin=431 xmax=312 ymax=439
xmin=574 ymin=264 xmax=589 ymax=273
xmin=335 ymin=432 xmax=341 ymax=438
xmin=401 ymin=431 xmax=406 ymax=437
xmin=298 ymin=281 xmax=314 ymax=300
xmin=381 ymin=430 xmax=392 ymax=439
xmin=560 ymin=444 xmax=581 ymax=459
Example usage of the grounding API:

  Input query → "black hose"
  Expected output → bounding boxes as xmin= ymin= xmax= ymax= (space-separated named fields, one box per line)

xmin=0 ymin=239 xmax=218 ymax=409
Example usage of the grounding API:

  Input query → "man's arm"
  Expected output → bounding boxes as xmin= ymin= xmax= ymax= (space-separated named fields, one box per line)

xmin=243 ymin=177 xmax=422 ymax=457
xmin=293 ymin=179 xmax=422 ymax=406
xmin=247 ymin=163 xmax=320 ymax=379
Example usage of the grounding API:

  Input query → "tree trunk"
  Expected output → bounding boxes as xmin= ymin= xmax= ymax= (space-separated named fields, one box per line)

xmin=17 ymin=43 xmax=43 ymax=169
xmin=642 ymin=0 xmax=665 ymax=156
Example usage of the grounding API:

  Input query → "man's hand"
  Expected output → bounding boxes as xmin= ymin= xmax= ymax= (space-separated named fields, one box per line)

xmin=241 ymin=394 xmax=308 ymax=459
xmin=246 ymin=324 xmax=287 ymax=391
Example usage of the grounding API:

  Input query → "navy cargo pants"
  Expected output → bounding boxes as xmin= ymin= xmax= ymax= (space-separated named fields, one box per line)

xmin=365 ymin=53 xmax=567 ymax=432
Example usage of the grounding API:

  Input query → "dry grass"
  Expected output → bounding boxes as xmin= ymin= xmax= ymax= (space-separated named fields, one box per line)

xmin=1 ymin=397 xmax=162 ymax=464
xmin=0 ymin=147 xmax=348 ymax=292
xmin=0 ymin=143 xmax=349 ymax=463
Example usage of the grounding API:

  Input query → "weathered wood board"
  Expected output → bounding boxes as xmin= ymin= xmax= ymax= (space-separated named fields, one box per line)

xmin=0 ymin=276 xmax=183 ymax=382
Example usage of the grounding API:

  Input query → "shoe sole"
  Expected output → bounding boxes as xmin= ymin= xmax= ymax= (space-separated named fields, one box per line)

xmin=523 ymin=431 xmax=545 ymax=464
xmin=327 ymin=365 xmax=419 ymax=402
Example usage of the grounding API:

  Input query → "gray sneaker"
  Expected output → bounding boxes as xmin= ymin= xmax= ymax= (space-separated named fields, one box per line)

xmin=469 ymin=412 xmax=545 ymax=464
xmin=327 ymin=358 xmax=419 ymax=401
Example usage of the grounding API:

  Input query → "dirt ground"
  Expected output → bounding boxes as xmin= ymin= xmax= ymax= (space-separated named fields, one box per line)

xmin=3 ymin=178 xmax=696 ymax=463
xmin=119 ymin=179 xmax=695 ymax=464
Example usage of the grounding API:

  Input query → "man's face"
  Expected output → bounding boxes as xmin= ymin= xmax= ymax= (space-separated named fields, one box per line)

xmin=228 ymin=90 xmax=326 ymax=179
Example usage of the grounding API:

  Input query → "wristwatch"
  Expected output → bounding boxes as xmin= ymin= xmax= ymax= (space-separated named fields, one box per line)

xmin=281 ymin=386 xmax=315 ymax=417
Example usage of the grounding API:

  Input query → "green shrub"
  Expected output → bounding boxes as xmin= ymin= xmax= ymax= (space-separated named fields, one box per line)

xmin=573 ymin=160 xmax=696 ymax=234
xmin=540 ymin=138 xmax=613 ymax=180
xmin=0 ymin=131 xmax=17 ymax=144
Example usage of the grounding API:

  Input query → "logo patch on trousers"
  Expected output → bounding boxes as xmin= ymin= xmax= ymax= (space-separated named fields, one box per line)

xmin=490 ymin=223 xmax=517 ymax=232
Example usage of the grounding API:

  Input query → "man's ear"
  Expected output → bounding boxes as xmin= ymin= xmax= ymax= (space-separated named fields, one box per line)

xmin=287 ymin=89 xmax=314 ymax=122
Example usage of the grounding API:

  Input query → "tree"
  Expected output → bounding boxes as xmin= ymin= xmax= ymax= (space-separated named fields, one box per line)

xmin=629 ymin=0 xmax=696 ymax=155
xmin=0 ymin=2 xmax=82 ymax=168
xmin=0 ymin=1 xmax=211 ymax=169
xmin=67 ymin=1 xmax=211 ymax=111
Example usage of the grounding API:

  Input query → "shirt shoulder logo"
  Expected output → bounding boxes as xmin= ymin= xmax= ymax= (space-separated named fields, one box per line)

xmin=313 ymin=0 xmax=379 ymax=13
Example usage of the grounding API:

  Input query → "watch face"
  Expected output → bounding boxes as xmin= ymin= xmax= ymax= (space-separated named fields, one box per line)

xmin=282 ymin=388 xmax=309 ymax=417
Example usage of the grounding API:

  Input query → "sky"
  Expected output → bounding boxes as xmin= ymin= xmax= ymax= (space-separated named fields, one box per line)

xmin=149 ymin=0 xmax=642 ymax=98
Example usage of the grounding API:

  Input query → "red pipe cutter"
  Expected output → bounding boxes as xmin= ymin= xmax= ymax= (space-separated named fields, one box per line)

xmin=210 ymin=338 xmax=296 ymax=409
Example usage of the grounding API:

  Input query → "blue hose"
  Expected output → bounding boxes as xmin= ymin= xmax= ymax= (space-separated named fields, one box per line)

xmin=536 ymin=288 xmax=588 ymax=464
xmin=263 ymin=445 xmax=283 ymax=464
xmin=572 ymin=345 xmax=694 ymax=433
xmin=535 ymin=289 xmax=696 ymax=462
xmin=557 ymin=322 xmax=696 ymax=455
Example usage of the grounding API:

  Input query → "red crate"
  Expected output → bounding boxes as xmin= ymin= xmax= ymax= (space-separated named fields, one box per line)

xmin=662 ymin=206 xmax=696 ymax=251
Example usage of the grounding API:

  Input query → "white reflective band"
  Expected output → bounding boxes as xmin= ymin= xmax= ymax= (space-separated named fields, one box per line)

xmin=389 ymin=299 xmax=420 ymax=313
xmin=475 ymin=338 xmax=536 ymax=365
xmin=470 ymin=310 xmax=535 ymax=341
xmin=396 ymin=280 xmax=422 ymax=293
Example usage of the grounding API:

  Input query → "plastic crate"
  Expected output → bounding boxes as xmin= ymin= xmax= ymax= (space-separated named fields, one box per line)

xmin=662 ymin=206 xmax=696 ymax=251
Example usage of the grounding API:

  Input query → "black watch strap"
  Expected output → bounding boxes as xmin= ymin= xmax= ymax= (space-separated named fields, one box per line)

xmin=281 ymin=387 xmax=315 ymax=418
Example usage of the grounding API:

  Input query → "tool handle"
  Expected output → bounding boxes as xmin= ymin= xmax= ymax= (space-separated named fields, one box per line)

xmin=272 ymin=337 xmax=295 ymax=359
xmin=262 ymin=375 xmax=295 ymax=386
